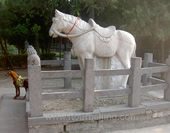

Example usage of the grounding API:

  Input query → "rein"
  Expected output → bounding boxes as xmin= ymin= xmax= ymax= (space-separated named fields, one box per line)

xmin=52 ymin=26 xmax=95 ymax=38
xmin=66 ymin=17 xmax=80 ymax=37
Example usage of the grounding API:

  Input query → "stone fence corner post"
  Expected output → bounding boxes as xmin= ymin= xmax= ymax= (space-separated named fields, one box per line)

xmin=164 ymin=55 xmax=170 ymax=101
xmin=142 ymin=53 xmax=153 ymax=86
xmin=64 ymin=51 xmax=72 ymax=88
xmin=27 ymin=45 xmax=43 ymax=117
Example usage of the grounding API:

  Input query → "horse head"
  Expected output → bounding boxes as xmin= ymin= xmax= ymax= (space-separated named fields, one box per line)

xmin=6 ymin=70 xmax=19 ymax=79
xmin=49 ymin=9 xmax=66 ymax=38
xmin=6 ymin=70 xmax=12 ymax=76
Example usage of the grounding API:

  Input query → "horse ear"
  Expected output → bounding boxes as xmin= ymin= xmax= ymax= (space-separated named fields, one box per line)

xmin=55 ymin=9 xmax=62 ymax=17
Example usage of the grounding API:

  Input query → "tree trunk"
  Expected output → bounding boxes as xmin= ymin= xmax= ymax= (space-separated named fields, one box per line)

xmin=0 ymin=40 xmax=14 ymax=70
xmin=4 ymin=40 xmax=7 ymax=50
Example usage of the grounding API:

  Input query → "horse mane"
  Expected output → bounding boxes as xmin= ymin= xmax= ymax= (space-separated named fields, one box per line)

xmin=11 ymin=71 xmax=19 ymax=79
xmin=63 ymin=14 xmax=90 ymax=31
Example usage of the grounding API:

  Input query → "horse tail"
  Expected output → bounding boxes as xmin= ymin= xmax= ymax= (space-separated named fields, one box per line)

xmin=131 ymin=44 xmax=136 ymax=57
xmin=24 ymin=79 xmax=28 ymax=90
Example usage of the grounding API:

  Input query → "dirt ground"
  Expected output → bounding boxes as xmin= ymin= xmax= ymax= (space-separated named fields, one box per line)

xmin=0 ymin=68 xmax=161 ymax=113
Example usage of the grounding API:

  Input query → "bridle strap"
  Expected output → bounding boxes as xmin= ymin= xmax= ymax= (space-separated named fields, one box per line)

xmin=66 ymin=17 xmax=80 ymax=37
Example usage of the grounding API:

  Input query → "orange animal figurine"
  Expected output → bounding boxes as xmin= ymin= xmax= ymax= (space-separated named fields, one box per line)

xmin=6 ymin=70 xmax=28 ymax=100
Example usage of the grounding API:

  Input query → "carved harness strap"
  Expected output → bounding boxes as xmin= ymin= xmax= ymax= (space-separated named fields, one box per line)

xmin=66 ymin=17 xmax=80 ymax=37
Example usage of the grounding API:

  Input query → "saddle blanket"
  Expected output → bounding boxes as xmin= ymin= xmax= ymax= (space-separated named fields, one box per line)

xmin=16 ymin=75 xmax=26 ymax=87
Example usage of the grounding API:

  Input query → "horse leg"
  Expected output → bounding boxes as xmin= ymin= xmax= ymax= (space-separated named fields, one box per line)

xmin=23 ymin=79 xmax=28 ymax=100
xmin=23 ymin=91 xmax=26 ymax=100
xmin=22 ymin=87 xmax=27 ymax=100
xmin=17 ymin=87 xmax=20 ymax=96
xmin=13 ymin=86 xmax=18 ymax=99
xmin=79 ymin=53 xmax=93 ymax=69
xmin=16 ymin=86 xmax=20 ymax=98
xmin=78 ymin=57 xmax=84 ymax=70
xmin=13 ymin=81 xmax=18 ymax=99
xmin=116 ymin=45 xmax=134 ymax=88
xmin=117 ymin=54 xmax=130 ymax=88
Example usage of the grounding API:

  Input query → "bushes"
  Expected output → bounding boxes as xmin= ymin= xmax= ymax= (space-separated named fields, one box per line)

xmin=0 ymin=55 xmax=27 ymax=68
xmin=0 ymin=53 xmax=56 ymax=69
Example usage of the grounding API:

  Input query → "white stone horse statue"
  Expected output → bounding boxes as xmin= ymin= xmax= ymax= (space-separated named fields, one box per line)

xmin=49 ymin=9 xmax=136 ymax=88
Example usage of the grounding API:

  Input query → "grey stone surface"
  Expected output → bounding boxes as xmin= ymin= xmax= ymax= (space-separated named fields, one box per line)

xmin=128 ymin=57 xmax=142 ymax=107
xmin=66 ymin=121 xmax=97 ymax=131
xmin=83 ymin=58 xmax=95 ymax=112
xmin=29 ymin=124 xmax=63 ymax=133
xmin=41 ymin=70 xmax=83 ymax=79
xmin=28 ymin=65 xmax=43 ymax=117
xmin=64 ymin=51 xmax=72 ymax=88
xmin=94 ymin=56 xmax=125 ymax=90
xmin=164 ymin=55 xmax=170 ymax=101
xmin=0 ymin=95 xmax=28 ymax=133
xmin=68 ymin=128 xmax=101 ymax=133
xmin=142 ymin=53 xmax=153 ymax=85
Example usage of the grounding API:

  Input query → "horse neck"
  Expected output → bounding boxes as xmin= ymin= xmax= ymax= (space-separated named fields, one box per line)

xmin=63 ymin=16 xmax=90 ymax=34
xmin=10 ymin=71 xmax=19 ymax=81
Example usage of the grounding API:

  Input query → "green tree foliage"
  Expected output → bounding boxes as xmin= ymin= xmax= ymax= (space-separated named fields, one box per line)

xmin=0 ymin=0 xmax=169 ymax=62
xmin=118 ymin=0 xmax=170 ymax=61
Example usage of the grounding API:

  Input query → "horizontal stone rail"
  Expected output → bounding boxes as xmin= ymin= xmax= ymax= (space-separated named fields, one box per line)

xmin=41 ymin=60 xmax=63 ymax=66
xmin=41 ymin=70 xmax=83 ymax=79
xmin=42 ymin=91 xmax=83 ymax=100
xmin=141 ymin=66 xmax=169 ymax=75
xmin=41 ymin=59 xmax=78 ymax=66
xmin=95 ymin=69 xmax=131 ymax=76
xmin=94 ymin=88 xmax=131 ymax=97
xmin=42 ymin=88 xmax=131 ymax=101
xmin=148 ymin=62 xmax=167 ymax=67
xmin=42 ymin=69 xmax=131 ymax=79
xmin=148 ymin=77 xmax=165 ymax=84
xmin=141 ymin=83 xmax=168 ymax=93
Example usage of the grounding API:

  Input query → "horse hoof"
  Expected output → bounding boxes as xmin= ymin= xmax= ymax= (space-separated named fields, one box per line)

xmin=13 ymin=96 xmax=17 ymax=99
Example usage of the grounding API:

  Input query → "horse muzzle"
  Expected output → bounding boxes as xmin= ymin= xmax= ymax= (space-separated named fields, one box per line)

xmin=49 ymin=30 xmax=58 ymax=38
xmin=6 ymin=73 xmax=10 ymax=76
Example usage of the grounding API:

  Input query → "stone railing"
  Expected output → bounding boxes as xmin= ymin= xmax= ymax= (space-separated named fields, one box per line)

xmin=26 ymin=47 xmax=170 ymax=132
xmin=27 ymin=52 xmax=170 ymax=114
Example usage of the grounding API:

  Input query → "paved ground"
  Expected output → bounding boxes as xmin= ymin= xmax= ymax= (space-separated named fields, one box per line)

xmin=0 ymin=69 xmax=28 ymax=133
xmin=0 ymin=69 xmax=170 ymax=133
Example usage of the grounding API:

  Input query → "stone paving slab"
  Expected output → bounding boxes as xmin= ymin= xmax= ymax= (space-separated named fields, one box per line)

xmin=0 ymin=94 xmax=28 ymax=133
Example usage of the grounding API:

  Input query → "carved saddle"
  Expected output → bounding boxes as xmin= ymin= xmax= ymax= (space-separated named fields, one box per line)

xmin=88 ymin=18 xmax=116 ymax=38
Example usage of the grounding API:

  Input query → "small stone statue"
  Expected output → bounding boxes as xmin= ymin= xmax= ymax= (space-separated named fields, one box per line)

xmin=27 ymin=45 xmax=40 ymax=66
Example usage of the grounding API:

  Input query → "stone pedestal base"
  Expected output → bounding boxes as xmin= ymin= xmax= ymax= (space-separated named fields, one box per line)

xmin=94 ymin=56 xmax=125 ymax=90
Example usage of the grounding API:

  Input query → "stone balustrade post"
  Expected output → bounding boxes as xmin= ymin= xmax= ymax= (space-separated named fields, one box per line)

xmin=128 ymin=57 xmax=142 ymax=107
xmin=27 ymin=45 xmax=43 ymax=117
xmin=83 ymin=58 xmax=95 ymax=112
xmin=142 ymin=53 xmax=153 ymax=85
xmin=64 ymin=51 xmax=72 ymax=88
xmin=164 ymin=55 xmax=170 ymax=101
